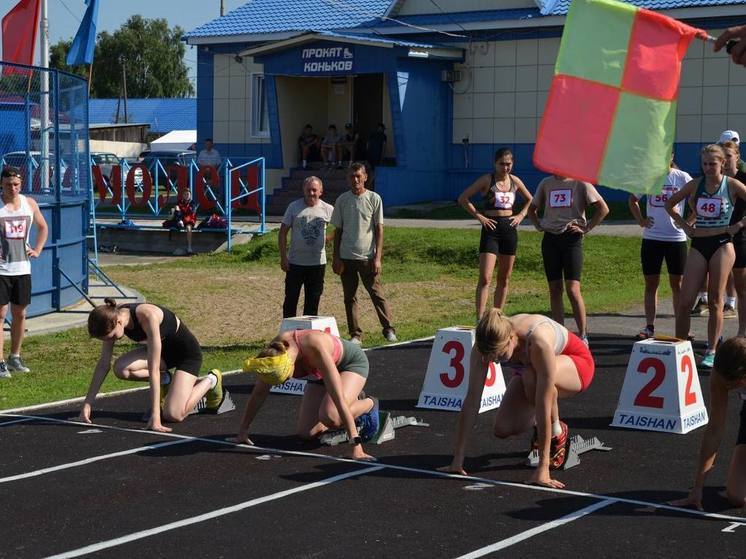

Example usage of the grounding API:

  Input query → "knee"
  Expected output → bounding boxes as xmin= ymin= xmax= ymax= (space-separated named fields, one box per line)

xmin=162 ymin=405 xmax=186 ymax=423
xmin=565 ymin=284 xmax=582 ymax=300
xmin=10 ymin=306 xmax=26 ymax=320
xmin=548 ymin=283 xmax=563 ymax=297
xmin=495 ymin=274 xmax=509 ymax=288
xmin=112 ymin=358 xmax=132 ymax=380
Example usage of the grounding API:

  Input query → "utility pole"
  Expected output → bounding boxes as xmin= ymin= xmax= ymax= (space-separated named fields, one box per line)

xmin=119 ymin=56 xmax=129 ymax=123
xmin=220 ymin=0 xmax=225 ymax=16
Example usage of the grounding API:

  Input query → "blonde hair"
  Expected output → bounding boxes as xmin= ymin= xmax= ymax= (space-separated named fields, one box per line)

xmin=257 ymin=338 xmax=289 ymax=358
xmin=720 ymin=140 xmax=740 ymax=157
xmin=701 ymin=144 xmax=725 ymax=162
xmin=475 ymin=308 xmax=513 ymax=355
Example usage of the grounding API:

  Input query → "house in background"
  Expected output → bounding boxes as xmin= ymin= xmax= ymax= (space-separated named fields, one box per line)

xmin=183 ymin=0 xmax=746 ymax=207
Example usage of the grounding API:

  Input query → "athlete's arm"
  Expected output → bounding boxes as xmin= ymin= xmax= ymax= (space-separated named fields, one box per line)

xmin=511 ymin=176 xmax=533 ymax=227
xmin=458 ymin=175 xmax=497 ymax=230
xmin=27 ymin=197 xmax=49 ymax=257
xmin=78 ymin=340 xmax=115 ymax=423
xmin=235 ymin=380 xmax=271 ymax=445
xmin=665 ymin=179 xmax=697 ymax=234
xmin=628 ymin=194 xmax=651 ymax=228
xmin=139 ymin=305 xmax=170 ymax=433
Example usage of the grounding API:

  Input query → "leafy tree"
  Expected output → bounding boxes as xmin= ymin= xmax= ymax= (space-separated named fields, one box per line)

xmin=50 ymin=15 xmax=193 ymax=98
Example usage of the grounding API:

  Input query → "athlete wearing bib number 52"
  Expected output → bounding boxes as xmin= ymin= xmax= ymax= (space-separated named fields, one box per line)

xmin=458 ymin=148 xmax=532 ymax=318
xmin=0 ymin=166 xmax=48 ymax=379
xmin=440 ymin=310 xmax=595 ymax=488
xmin=665 ymin=145 xmax=746 ymax=369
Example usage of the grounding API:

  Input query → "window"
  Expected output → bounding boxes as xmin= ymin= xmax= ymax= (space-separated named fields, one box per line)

xmin=251 ymin=73 xmax=270 ymax=138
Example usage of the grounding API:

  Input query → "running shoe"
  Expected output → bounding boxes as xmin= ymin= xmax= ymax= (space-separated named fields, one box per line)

xmin=356 ymin=397 xmax=380 ymax=442
xmin=700 ymin=353 xmax=715 ymax=369
xmin=549 ymin=421 xmax=569 ymax=470
xmin=205 ymin=369 xmax=224 ymax=409
xmin=0 ymin=361 xmax=10 ymax=379
xmin=723 ymin=304 xmax=737 ymax=319
xmin=691 ymin=299 xmax=709 ymax=316
xmin=350 ymin=336 xmax=362 ymax=346
xmin=636 ymin=326 xmax=654 ymax=340
xmin=580 ymin=335 xmax=590 ymax=347
xmin=7 ymin=355 xmax=29 ymax=373
xmin=383 ymin=329 xmax=398 ymax=343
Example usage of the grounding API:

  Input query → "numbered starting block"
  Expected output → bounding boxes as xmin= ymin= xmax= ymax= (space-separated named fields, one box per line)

xmin=271 ymin=315 xmax=341 ymax=396
xmin=321 ymin=411 xmax=429 ymax=446
xmin=611 ymin=338 xmax=708 ymax=434
xmin=190 ymin=390 xmax=236 ymax=415
xmin=526 ymin=434 xmax=612 ymax=470
xmin=417 ymin=326 xmax=506 ymax=413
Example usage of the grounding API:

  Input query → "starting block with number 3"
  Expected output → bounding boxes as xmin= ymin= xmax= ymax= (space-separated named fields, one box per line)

xmin=417 ymin=326 xmax=506 ymax=413
xmin=271 ymin=316 xmax=341 ymax=395
xmin=611 ymin=338 xmax=708 ymax=434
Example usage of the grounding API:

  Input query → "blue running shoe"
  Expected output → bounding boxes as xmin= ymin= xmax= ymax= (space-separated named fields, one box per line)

xmin=700 ymin=353 xmax=715 ymax=369
xmin=356 ymin=397 xmax=380 ymax=442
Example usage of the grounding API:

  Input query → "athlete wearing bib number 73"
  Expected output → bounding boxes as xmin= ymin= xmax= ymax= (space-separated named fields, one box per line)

xmin=665 ymin=145 xmax=746 ymax=369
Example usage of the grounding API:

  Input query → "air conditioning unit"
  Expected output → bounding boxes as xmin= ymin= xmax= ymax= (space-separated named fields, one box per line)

xmin=441 ymin=69 xmax=462 ymax=83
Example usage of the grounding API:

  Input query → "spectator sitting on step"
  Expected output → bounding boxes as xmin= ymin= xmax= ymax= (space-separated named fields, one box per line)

xmin=320 ymin=125 xmax=340 ymax=168
xmin=298 ymin=124 xmax=320 ymax=169
xmin=336 ymin=123 xmax=360 ymax=168
xmin=163 ymin=189 xmax=198 ymax=255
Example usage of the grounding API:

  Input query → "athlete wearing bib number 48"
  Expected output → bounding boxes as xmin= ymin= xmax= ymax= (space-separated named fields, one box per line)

xmin=441 ymin=310 xmax=595 ymax=488
xmin=665 ymin=145 xmax=746 ymax=369
xmin=0 ymin=166 xmax=48 ymax=379
xmin=458 ymin=148 xmax=532 ymax=319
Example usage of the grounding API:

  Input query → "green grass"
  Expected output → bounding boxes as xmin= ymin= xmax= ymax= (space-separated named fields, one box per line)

xmin=0 ymin=227 xmax=655 ymax=410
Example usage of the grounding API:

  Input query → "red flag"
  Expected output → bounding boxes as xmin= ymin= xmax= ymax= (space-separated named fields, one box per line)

xmin=1 ymin=0 xmax=41 ymax=76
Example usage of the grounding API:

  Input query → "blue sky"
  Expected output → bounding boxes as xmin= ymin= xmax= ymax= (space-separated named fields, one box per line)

xmin=0 ymin=0 xmax=247 ymax=90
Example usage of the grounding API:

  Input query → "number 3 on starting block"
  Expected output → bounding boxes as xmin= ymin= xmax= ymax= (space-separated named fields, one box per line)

xmin=611 ymin=339 xmax=708 ymax=434
xmin=417 ymin=327 xmax=506 ymax=412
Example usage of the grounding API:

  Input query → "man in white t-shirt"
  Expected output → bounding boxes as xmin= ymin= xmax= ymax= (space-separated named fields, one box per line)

xmin=197 ymin=138 xmax=222 ymax=168
xmin=279 ymin=176 xmax=334 ymax=318
xmin=628 ymin=162 xmax=693 ymax=338
xmin=331 ymin=162 xmax=396 ymax=344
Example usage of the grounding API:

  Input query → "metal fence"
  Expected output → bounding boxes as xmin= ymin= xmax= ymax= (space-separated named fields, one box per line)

xmin=0 ymin=61 xmax=90 ymax=316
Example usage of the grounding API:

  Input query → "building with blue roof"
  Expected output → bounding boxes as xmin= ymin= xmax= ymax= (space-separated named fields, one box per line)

xmin=88 ymin=98 xmax=196 ymax=134
xmin=184 ymin=0 xmax=746 ymax=208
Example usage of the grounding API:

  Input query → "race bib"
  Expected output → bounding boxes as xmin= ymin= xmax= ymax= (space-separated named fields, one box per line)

xmin=3 ymin=219 xmax=27 ymax=240
xmin=649 ymin=186 xmax=676 ymax=208
xmin=493 ymin=191 xmax=515 ymax=209
xmin=696 ymin=197 xmax=722 ymax=218
xmin=549 ymin=189 xmax=572 ymax=208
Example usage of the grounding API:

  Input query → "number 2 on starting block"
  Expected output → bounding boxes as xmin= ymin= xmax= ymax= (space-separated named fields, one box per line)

xmin=271 ymin=315 xmax=341 ymax=395
xmin=611 ymin=339 xmax=708 ymax=434
xmin=417 ymin=327 xmax=506 ymax=412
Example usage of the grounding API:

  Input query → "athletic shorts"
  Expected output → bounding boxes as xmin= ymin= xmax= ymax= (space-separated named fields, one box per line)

xmin=0 ymin=274 xmax=31 ymax=306
xmin=691 ymin=234 xmax=732 ymax=262
xmin=479 ymin=216 xmax=517 ymax=256
xmin=640 ymin=239 xmax=687 ymax=276
xmin=541 ymin=231 xmax=583 ymax=282
xmin=738 ymin=402 xmax=746 ymax=446
xmin=307 ymin=338 xmax=369 ymax=384
xmin=563 ymin=332 xmax=595 ymax=392
xmin=733 ymin=235 xmax=746 ymax=269
xmin=161 ymin=323 xmax=203 ymax=376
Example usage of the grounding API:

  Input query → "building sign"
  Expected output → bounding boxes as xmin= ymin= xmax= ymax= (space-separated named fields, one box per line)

xmin=301 ymin=46 xmax=354 ymax=75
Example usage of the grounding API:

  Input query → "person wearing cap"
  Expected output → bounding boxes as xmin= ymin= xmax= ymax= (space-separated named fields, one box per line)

xmin=337 ymin=123 xmax=360 ymax=168
xmin=719 ymin=130 xmax=745 ymax=173
xmin=237 ymin=328 xmax=379 ymax=460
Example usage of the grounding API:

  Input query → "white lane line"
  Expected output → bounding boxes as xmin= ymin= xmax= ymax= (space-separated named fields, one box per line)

xmin=44 ymin=465 xmax=383 ymax=559
xmin=4 ymin=412 xmax=746 ymax=525
xmin=0 ymin=439 xmax=191 ymax=484
xmin=455 ymin=499 xmax=615 ymax=558
xmin=0 ymin=417 xmax=37 ymax=427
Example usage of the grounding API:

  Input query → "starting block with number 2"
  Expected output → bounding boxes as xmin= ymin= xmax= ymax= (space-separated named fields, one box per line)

xmin=271 ymin=315 xmax=341 ymax=396
xmin=611 ymin=338 xmax=708 ymax=434
xmin=417 ymin=327 xmax=506 ymax=413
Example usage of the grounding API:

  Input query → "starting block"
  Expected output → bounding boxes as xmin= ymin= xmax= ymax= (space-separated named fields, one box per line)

xmin=190 ymin=389 xmax=236 ymax=415
xmin=272 ymin=315 xmax=341 ymax=396
xmin=320 ymin=411 xmax=429 ymax=446
xmin=526 ymin=434 xmax=612 ymax=470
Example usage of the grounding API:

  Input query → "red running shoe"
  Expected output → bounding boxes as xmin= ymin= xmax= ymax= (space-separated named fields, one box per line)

xmin=549 ymin=421 xmax=569 ymax=470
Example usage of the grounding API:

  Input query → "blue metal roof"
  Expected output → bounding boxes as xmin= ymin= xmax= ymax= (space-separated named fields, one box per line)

xmin=315 ymin=30 xmax=440 ymax=49
xmin=361 ymin=8 xmax=543 ymax=27
xmin=184 ymin=0 xmax=395 ymax=39
xmin=542 ymin=0 xmax=746 ymax=16
xmin=88 ymin=98 xmax=196 ymax=133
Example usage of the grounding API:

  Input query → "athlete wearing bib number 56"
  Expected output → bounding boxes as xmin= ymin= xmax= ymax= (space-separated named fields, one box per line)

xmin=457 ymin=148 xmax=532 ymax=318
xmin=441 ymin=310 xmax=595 ymax=488
xmin=0 ymin=166 xmax=48 ymax=379
xmin=665 ymin=145 xmax=746 ymax=369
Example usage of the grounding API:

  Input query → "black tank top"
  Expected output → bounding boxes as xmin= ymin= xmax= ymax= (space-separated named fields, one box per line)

xmin=121 ymin=303 xmax=179 ymax=342
xmin=484 ymin=173 xmax=517 ymax=211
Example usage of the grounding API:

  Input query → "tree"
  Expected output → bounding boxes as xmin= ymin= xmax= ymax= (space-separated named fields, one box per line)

xmin=50 ymin=15 xmax=194 ymax=98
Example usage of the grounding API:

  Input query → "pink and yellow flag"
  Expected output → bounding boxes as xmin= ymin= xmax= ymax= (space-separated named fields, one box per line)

xmin=533 ymin=0 xmax=707 ymax=194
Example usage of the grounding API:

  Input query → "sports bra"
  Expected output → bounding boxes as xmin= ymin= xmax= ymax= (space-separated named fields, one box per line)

xmin=292 ymin=329 xmax=343 ymax=380
xmin=523 ymin=318 xmax=568 ymax=361
xmin=121 ymin=303 xmax=179 ymax=342
xmin=485 ymin=174 xmax=517 ymax=211
xmin=694 ymin=175 xmax=734 ymax=228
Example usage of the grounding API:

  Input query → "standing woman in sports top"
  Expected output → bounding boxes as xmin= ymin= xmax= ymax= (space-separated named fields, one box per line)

xmin=80 ymin=298 xmax=223 ymax=432
xmin=721 ymin=140 xmax=746 ymax=337
xmin=441 ymin=309 xmax=595 ymax=488
xmin=458 ymin=148 xmax=532 ymax=319
xmin=665 ymin=144 xmax=746 ymax=369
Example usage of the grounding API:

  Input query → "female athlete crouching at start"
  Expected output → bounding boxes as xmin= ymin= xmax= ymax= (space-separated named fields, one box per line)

xmin=238 ymin=329 xmax=379 ymax=461
xmin=80 ymin=298 xmax=223 ymax=432
xmin=442 ymin=309 xmax=595 ymax=488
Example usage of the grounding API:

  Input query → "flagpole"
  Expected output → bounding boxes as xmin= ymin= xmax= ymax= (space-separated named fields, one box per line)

xmin=40 ymin=0 xmax=50 ymax=192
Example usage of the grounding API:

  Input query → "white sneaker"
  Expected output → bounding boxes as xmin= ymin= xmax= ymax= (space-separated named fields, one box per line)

xmin=0 ymin=361 xmax=10 ymax=379
xmin=383 ymin=329 xmax=398 ymax=343
xmin=7 ymin=355 xmax=29 ymax=373
xmin=350 ymin=336 xmax=362 ymax=346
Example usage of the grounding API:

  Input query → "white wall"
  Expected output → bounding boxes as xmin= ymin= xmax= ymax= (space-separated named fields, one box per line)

xmin=397 ymin=0 xmax=536 ymax=15
xmin=89 ymin=140 xmax=146 ymax=158
xmin=451 ymin=30 xmax=746 ymax=145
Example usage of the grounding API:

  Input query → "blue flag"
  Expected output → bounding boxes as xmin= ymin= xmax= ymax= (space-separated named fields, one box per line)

xmin=66 ymin=0 xmax=99 ymax=66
